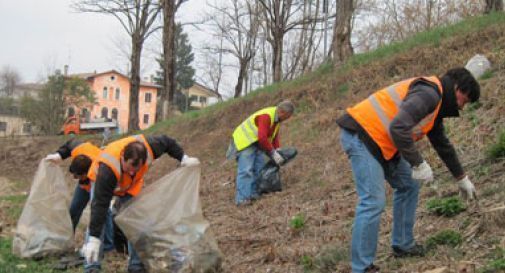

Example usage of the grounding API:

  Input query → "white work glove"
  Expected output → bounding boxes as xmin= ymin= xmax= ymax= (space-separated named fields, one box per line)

xmin=83 ymin=236 xmax=101 ymax=264
xmin=458 ymin=176 xmax=476 ymax=200
xmin=411 ymin=160 xmax=434 ymax=183
xmin=44 ymin=153 xmax=62 ymax=163
xmin=271 ymin=150 xmax=285 ymax=166
xmin=181 ymin=155 xmax=200 ymax=167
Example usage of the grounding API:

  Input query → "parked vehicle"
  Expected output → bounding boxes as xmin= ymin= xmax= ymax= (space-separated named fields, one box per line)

xmin=61 ymin=115 xmax=117 ymax=135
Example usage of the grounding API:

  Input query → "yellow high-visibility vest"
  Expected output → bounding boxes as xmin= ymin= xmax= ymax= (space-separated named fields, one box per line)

xmin=232 ymin=107 xmax=279 ymax=151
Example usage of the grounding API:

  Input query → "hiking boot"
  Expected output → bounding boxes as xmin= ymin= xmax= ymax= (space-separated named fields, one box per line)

xmin=364 ymin=264 xmax=380 ymax=273
xmin=392 ymin=244 xmax=426 ymax=258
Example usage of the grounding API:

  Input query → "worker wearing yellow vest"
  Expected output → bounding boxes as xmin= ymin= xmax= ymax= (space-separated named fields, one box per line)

xmin=82 ymin=134 xmax=199 ymax=273
xmin=228 ymin=100 xmax=295 ymax=205
xmin=336 ymin=68 xmax=480 ymax=273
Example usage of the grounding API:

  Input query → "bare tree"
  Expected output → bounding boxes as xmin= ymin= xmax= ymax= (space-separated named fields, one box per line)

xmin=485 ymin=0 xmax=503 ymax=13
xmin=0 ymin=66 xmax=21 ymax=97
xmin=331 ymin=0 xmax=354 ymax=66
xmin=74 ymin=0 xmax=161 ymax=132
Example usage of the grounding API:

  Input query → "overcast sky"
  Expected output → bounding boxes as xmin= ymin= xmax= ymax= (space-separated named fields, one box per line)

xmin=0 ymin=0 xmax=209 ymax=85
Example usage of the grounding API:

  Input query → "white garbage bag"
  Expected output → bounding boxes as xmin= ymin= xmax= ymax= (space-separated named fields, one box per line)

xmin=465 ymin=54 xmax=491 ymax=79
xmin=12 ymin=160 xmax=74 ymax=258
xmin=115 ymin=166 xmax=222 ymax=273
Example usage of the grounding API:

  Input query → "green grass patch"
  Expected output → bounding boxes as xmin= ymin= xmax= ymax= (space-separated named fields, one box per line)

xmin=426 ymin=229 xmax=462 ymax=250
xmin=479 ymin=70 xmax=494 ymax=80
xmin=300 ymin=255 xmax=314 ymax=272
xmin=311 ymin=245 xmax=349 ymax=273
xmin=426 ymin=196 xmax=466 ymax=217
xmin=289 ymin=213 xmax=306 ymax=230
xmin=0 ymin=194 xmax=28 ymax=219
xmin=487 ymin=130 xmax=505 ymax=160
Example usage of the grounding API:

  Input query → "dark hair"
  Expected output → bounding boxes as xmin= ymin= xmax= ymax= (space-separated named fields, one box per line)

xmin=443 ymin=67 xmax=480 ymax=102
xmin=123 ymin=141 xmax=147 ymax=167
xmin=69 ymin=155 xmax=92 ymax=176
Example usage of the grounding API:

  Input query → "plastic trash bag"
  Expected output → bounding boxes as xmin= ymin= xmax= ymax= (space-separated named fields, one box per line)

xmin=465 ymin=54 xmax=491 ymax=79
xmin=257 ymin=147 xmax=298 ymax=194
xmin=12 ymin=160 xmax=74 ymax=258
xmin=114 ymin=166 xmax=223 ymax=273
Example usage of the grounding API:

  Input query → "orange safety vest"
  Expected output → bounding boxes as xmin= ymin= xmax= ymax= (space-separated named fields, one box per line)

xmin=347 ymin=76 xmax=443 ymax=160
xmin=71 ymin=142 xmax=101 ymax=192
xmin=88 ymin=135 xmax=154 ymax=197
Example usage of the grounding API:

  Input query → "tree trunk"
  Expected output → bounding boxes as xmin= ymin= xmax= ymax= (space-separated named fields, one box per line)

xmin=128 ymin=33 xmax=143 ymax=132
xmin=162 ymin=0 xmax=176 ymax=120
xmin=331 ymin=0 xmax=354 ymax=67
xmin=485 ymin=0 xmax=504 ymax=13
xmin=234 ymin=61 xmax=248 ymax=98
xmin=272 ymin=34 xmax=283 ymax=82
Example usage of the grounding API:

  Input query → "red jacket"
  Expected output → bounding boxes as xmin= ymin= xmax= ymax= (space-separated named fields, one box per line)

xmin=255 ymin=114 xmax=280 ymax=153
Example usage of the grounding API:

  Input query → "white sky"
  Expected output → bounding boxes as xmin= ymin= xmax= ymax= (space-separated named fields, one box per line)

xmin=0 ymin=0 xmax=209 ymax=85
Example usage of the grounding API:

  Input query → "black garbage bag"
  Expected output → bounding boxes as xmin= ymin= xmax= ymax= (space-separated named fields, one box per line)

xmin=257 ymin=147 xmax=297 ymax=194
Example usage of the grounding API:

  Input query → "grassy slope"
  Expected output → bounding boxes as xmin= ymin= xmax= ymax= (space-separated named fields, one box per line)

xmin=1 ymin=12 xmax=505 ymax=273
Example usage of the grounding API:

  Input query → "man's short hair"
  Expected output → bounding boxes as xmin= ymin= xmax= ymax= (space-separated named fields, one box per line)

xmin=444 ymin=67 xmax=480 ymax=102
xmin=123 ymin=141 xmax=147 ymax=167
xmin=69 ymin=155 xmax=92 ymax=176
xmin=277 ymin=100 xmax=295 ymax=114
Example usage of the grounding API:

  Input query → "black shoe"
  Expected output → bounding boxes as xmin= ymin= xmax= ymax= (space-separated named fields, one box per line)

xmin=86 ymin=269 xmax=101 ymax=273
xmin=364 ymin=264 xmax=380 ymax=273
xmin=392 ymin=244 xmax=426 ymax=258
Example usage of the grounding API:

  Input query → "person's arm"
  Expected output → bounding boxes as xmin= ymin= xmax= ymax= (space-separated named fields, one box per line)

xmin=256 ymin=114 xmax=274 ymax=152
xmin=390 ymin=82 xmax=441 ymax=166
xmin=89 ymin=163 xmax=117 ymax=238
xmin=145 ymin=135 xmax=185 ymax=161
xmin=272 ymin=130 xmax=280 ymax=150
xmin=55 ymin=139 xmax=84 ymax=160
xmin=427 ymin=120 xmax=465 ymax=179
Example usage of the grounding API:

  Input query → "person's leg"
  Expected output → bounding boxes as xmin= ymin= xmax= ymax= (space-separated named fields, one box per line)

xmin=385 ymin=158 xmax=421 ymax=251
xmin=118 ymin=195 xmax=145 ymax=272
xmin=251 ymin=147 xmax=266 ymax=199
xmin=69 ymin=185 xmax=90 ymax=232
xmin=340 ymin=129 xmax=386 ymax=273
xmin=102 ymin=208 xmax=115 ymax=252
xmin=235 ymin=146 xmax=257 ymax=204
xmin=83 ymin=183 xmax=104 ymax=272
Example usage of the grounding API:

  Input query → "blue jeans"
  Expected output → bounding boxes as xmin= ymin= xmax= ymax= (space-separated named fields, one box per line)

xmin=235 ymin=145 xmax=265 ymax=204
xmin=340 ymin=129 xmax=420 ymax=273
xmin=69 ymin=185 xmax=114 ymax=252
xmin=84 ymin=188 xmax=142 ymax=272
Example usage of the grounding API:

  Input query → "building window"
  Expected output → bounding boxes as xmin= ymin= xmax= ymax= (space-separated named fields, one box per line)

xmin=115 ymin=88 xmax=120 ymax=100
xmin=0 ymin=122 xmax=7 ymax=132
xmin=81 ymin=108 xmax=90 ymax=122
xmin=102 ymin=87 xmax=108 ymax=99
xmin=22 ymin=123 xmax=31 ymax=133
xmin=190 ymin=95 xmax=198 ymax=102
xmin=111 ymin=108 xmax=118 ymax=121
xmin=101 ymin=107 xmax=108 ymax=119
xmin=199 ymin=96 xmax=207 ymax=104
xmin=110 ymin=75 xmax=115 ymax=81
xmin=145 ymin=92 xmax=152 ymax=103
xmin=143 ymin=114 xmax=149 ymax=124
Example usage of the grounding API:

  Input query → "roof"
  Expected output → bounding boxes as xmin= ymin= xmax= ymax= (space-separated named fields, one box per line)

xmin=69 ymin=70 xmax=161 ymax=88
xmin=187 ymin=82 xmax=219 ymax=97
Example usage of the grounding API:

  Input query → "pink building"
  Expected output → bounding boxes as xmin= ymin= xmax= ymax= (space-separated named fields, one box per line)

xmin=71 ymin=70 xmax=158 ymax=133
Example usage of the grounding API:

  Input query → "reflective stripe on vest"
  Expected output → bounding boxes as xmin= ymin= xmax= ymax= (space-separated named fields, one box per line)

xmin=347 ymin=76 xmax=443 ymax=160
xmin=232 ymin=107 xmax=280 ymax=151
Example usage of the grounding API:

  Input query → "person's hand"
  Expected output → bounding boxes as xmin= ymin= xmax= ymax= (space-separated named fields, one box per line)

xmin=271 ymin=150 xmax=285 ymax=165
xmin=44 ymin=153 xmax=62 ymax=163
xmin=83 ymin=236 xmax=101 ymax=264
xmin=181 ymin=155 xmax=200 ymax=167
xmin=412 ymin=160 xmax=434 ymax=184
xmin=458 ymin=176 xmax=476 ymax=200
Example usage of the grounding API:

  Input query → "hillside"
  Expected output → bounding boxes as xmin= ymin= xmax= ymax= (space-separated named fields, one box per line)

xmin=1 ymin=13 xmax=505 ymax=273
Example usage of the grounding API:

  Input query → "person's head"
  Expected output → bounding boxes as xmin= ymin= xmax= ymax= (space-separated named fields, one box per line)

xmin=121 ymin=141 xmax=147 ymax=176
xmin=69 ymin=155 xmax=92 ymax=182
xmin=276 ymin=100 xmax=295 ymax=122
xmin=443 ymin=67 xmax=480 ymax=110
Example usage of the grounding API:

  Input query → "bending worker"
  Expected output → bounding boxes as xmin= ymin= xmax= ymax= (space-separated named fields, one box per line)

xmin=336 ymin=68 xmax=480 ymax=273
xmin=82 ymin=134 xmax=199 ymax=273
xmin=228 ymin=100 xmax=295 ymax=205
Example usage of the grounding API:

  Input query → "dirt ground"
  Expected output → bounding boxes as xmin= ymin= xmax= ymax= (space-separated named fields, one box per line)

xmin=1 ymin=22 xmax=505 ymax=273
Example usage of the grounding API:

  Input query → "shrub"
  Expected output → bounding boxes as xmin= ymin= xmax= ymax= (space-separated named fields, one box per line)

xmin=426 ymin=229 xmax=462 ymax=249
xmin=290 ymin=213 xmax=306 ymax=230
xmin=426 ymin=196 xmax=466 ymax=217
xmin=487 ymin=130 xmax=505 ymax=160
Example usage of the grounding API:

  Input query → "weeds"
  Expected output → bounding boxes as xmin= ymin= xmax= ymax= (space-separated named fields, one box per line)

xmin=426 ymin=196 xmax=466 ymax=217
xmin=487 ymin=130 xmax=505 ymax=160
xmin=311 ymin=245 xmax=349 ymax=273
xmin=300 ymin=255 xmax=313 ymax=272
xmin=289 ymin=213 xmax=306 ymax=230
xmin=426 ymin=229 xmax=463 ymax=250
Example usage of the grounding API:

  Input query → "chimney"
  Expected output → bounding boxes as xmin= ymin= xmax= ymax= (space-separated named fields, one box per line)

xmin=150 ymin=74 xmax=154 ymax=83
xmin=64 ymin=65 xmax=69 ymax=76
